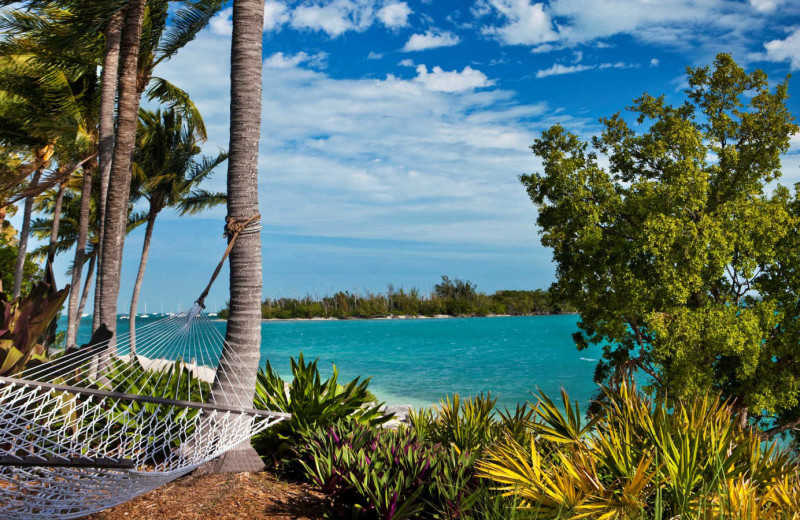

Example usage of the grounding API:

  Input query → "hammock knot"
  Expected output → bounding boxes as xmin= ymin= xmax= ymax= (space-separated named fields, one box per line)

xmin=224 ymin=213 xmax=261 ymax=238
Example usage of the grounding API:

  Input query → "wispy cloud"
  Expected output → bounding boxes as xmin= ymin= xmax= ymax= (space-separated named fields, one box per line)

xmin=263 ymin=51 xmax=328 ymax=69
xmin=402 ymin=30 xmax=461 ymax=52
xmin=535 ymin=63 xmax=593 ymax=78
xmin=475 ymin=0 xmax=781 ymax=59
xmin=154 ymin=32 xmax=583 ymax=253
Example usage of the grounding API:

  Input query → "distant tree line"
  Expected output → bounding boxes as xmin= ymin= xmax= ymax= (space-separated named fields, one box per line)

xmin=217 ymin=276 xmax=575 ymax=320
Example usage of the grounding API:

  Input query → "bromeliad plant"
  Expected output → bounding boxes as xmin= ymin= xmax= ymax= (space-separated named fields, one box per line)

xmin=410 ymin=393 xmax=501 ymax=454
xmin=410 ymin=393 xmax=536 ymax=456
xmin=0 ymin=281 xmax=69 ymax=376
xmin=253 ymin=353 xmax=388 ymax=457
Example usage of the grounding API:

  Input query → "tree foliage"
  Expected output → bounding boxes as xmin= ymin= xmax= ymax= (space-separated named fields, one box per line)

xmin=521 ymin=54 xmax=800 ymax=436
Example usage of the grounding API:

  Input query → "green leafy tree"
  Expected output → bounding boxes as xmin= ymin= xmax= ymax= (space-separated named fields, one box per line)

xmin=521 ymin=54 xmax=800 ymax=437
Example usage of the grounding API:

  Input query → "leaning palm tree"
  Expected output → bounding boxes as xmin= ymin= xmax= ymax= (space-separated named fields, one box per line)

xmin=203 ymin=0 xmax=266 ymax=473
xmin=31 ymin=180 xmax=147 ymax=348
xmin=98 ymin=0 xmax=226 ymax=339
xmin=128 ymin=107 xmax=226 ymax=353
xmin=97 ymin=0 xmax=147 ymax=347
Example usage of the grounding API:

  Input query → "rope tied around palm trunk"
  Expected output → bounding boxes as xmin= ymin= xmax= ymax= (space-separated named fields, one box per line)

xmin=196 ymin=214 xmax=261 ymax=308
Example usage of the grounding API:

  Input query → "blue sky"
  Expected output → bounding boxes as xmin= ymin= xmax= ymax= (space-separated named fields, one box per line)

xmin=42 ymin=0 xmax=800 ymax=312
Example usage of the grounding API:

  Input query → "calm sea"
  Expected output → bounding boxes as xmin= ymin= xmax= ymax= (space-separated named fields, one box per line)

xmin=61 ymin=314 xmax=603 ymax=411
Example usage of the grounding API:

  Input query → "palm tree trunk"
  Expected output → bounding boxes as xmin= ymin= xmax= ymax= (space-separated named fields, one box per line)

xmin=47 ymin=182 xmax=67 ymax=264
xmin=94 ymin=10 xmax=123 ymax=333
xmin=13 ymin=168 xmax=43 ymax=297
xmin=67 ymin=167 xmax=93 ymax=349
xmin=205 ymin=0 xmax=266 ymax=474
xmin=77 ymin=252 xmax=96 ymax=323
xmin=128 ymin=210 xmax=157 ymax=356
xmin=42 ymin=181 xmax=67 ymax=351
xmin=97 ymin=0 xmax=147 ymax=347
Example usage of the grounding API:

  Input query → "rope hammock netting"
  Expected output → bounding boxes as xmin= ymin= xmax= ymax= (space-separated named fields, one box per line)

xmin=0 ymin=215 xmax=288 ymax=519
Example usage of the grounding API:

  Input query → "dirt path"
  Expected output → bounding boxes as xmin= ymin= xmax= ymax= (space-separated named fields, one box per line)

xmin=86 ymin=472 xmax=325 ymax=520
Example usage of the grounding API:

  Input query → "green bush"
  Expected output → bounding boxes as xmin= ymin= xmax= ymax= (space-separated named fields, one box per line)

xmin=252 ymin=353 xmax=388 ymax=458
xmin=410 ymin=393 xmax=535 ymax=455
xmin=297 ymin=421 xmax=509 ymax=520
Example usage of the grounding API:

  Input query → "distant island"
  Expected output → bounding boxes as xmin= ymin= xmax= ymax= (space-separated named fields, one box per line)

xmin=217 ymin=275 xmax=575 ymax=320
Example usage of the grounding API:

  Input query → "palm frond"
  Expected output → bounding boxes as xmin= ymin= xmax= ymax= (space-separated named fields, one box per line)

xmin=156 ymin=0 xmax=225 ymax=65
xmin=176 ymin=189 xmax=226 ymax=215
xmin=146 ymin=77 xmax=206 ymax=140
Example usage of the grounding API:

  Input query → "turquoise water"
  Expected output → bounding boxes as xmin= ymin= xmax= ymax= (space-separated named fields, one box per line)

xmin=62 ymin=314 xmax=602 ymax=410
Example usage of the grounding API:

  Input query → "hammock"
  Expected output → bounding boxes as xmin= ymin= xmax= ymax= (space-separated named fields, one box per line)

xmin=0 ymin=305 xmax=288 ymax=519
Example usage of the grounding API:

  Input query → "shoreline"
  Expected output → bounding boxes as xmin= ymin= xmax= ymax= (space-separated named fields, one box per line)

xmin=210 ymin=313 xmax=577 ymax=323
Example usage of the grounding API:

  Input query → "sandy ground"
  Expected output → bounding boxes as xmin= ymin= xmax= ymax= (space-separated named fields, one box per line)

xmin=85 ymin=472 xmax=325 ymax=520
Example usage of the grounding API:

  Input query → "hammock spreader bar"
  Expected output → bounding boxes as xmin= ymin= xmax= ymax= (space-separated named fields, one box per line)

xmin=0 ymin=455 xmax=135 ymax=470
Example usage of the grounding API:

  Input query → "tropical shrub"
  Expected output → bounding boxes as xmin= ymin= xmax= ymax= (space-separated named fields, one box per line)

xmin=410 ymin=393 xmax=500 ymax=454
xmin=252 ymin=354 xmax=388 ymax=457
xmin=411 ymin=393 xmax=535 ymax=456
xmin=298 ymin=419 xmax=521 ymax=520
xmin=477 ymin=380 xmax=800 ymax=520
xmin=298 ymin=422 xmax=437 ymax=520
xmin=83 ymin=358 xmax=211 ymax=453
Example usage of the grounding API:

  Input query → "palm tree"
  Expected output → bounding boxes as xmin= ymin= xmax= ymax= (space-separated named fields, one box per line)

xmin=31 ymin=179 xmax=147 ymax=348
xmin=98 ymin=0 xmax=226 ymax=339
xmin=0 ymin=2 xmax=104 ymax=300
xmin=95 ymin=8 xmax=122 ymax=333
xmin=128 ymin=108 xmax=226 ymax=353
xmin=95 ymin=0 xmax=223 ymax=330
xmin=0 ymin=0 xmax=225 ymax=330
xmin=204 ymin=0 xmax=266 ymax=473
xmin=96 ymin=0 xmax=147 ymax=348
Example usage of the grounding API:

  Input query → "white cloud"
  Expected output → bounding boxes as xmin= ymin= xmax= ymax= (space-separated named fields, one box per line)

xmin=477 ymin=0 xmax=765 ymax=57
xmin=478 ymin=0 xmax=558 ymax=46
xmin=750 ymin=0 xmax=785 ymax=12
xmin=650 ymin=58 xmax=660 ymax=67
xmin=790 ymin=132 xmax=800 ymax=151
xmin=263 ymin=1 xmax=290 ymax=31
xmin=398 ymin=58 xmax=416 ymax=67
xmin=290 ymin=0 xmax=375 ymax=37
xmin=413 ymin=64 xmax=495 ymax=92
xmin=763 ymin=28 xmax=800 ymax=70
xmin=367 ymin=51 xmax=384 ymax=60
xmin=210 ymin=2 xmax=290 ymax=35
xmin=263 ymin=51 xmax=328 ymax=69
xmin=598 ymin=61 xmax=637 ymax=70
xmin=377 ymin=2 xmax=412 ymax=28
xmin=401 ymin=30 xmax=461 ymax=52
xmin=153 ymin=31 xmax=578 ymax=255
xmin=535 ymin=63 xmax=594 ymax=78
xmin=209 ymin=7 xmax=232 ymax=36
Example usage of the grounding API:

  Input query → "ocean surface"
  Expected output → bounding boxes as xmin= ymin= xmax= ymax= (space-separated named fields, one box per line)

xmin=61 ymin=314 xmax=603 ymax=411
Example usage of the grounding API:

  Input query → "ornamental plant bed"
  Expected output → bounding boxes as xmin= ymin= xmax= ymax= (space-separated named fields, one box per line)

xmin=86 ymin=471 xmax=326 ymax=520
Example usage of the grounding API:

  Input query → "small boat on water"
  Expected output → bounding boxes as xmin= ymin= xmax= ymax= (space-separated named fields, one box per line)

xmin=120 ymin=315 xmax=130 ymax=320
xmin=139 ymin=314 xmax=150 ymax=319
xmin=81 ymin=313 xmax=90 ymax=318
